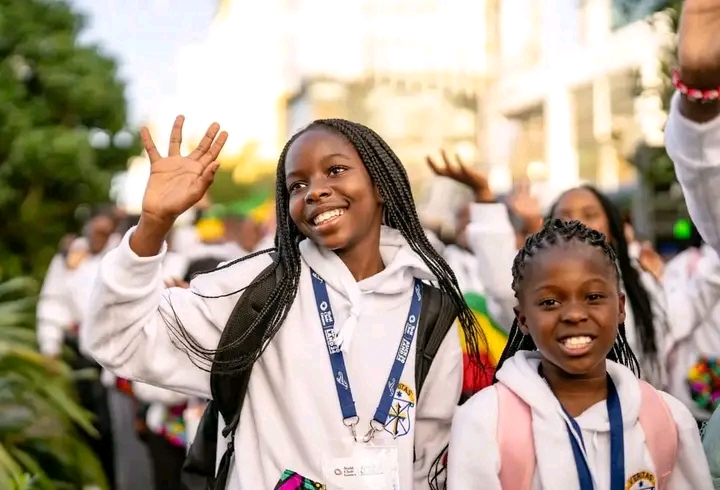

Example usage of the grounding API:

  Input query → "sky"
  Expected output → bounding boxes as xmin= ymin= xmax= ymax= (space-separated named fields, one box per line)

xmin=69 ymin=0 xmax=217 ymax=125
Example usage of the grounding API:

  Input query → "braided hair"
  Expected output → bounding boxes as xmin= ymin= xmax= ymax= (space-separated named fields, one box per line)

xmin=549 ymin=185 xmax=658 ymax=361
xmin=493 ymin=219 xmax=640 ymax=381
xmin=167 ymin=119 xmax=485 ymax=375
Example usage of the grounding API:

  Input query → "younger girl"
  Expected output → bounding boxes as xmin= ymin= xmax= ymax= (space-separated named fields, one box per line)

xmin=550 ymin=186 xmax=670 ymax=388
xmin=83 ymin=116 xmax=483 ymax=489
xmin=447 ymin=219 xmax=711 ymax=490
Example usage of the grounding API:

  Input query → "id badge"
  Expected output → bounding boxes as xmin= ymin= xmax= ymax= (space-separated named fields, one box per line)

xmin=322 ymin=439 xmax=399 ymax=490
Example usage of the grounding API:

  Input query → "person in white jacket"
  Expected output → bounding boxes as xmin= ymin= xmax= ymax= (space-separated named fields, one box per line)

xmin=664 ymin=1 xmax=720 ymax=481
xmin=424 ymin=151 xmax=517 ymax=331
xmin=447 ymin=219 xmax=712 ymax=490
xmin=83 ymin=116 xmax=485 ymax=489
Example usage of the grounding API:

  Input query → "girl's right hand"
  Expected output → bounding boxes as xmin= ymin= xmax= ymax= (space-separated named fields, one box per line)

xmin=139 ymin=115 xmax=228 ymax=229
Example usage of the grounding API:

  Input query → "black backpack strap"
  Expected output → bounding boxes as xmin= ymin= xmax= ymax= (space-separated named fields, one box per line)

xmin=414 ymin=282 xmax=458 ymax=396
xmin=413 ymin=282 xmax=458 ymax=467
xmin=181 ymin=252 xmax=281 ymax=490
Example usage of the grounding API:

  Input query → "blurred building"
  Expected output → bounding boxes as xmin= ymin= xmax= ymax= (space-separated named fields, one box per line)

xmin=282 ymin=0 xmax=492 ymax=222
xmin=483 ymin=0 xmax=671 ymax=209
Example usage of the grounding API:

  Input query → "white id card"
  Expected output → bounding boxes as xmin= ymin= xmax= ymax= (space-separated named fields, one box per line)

xmin=322 ymin=439 xmax=399 ymax=490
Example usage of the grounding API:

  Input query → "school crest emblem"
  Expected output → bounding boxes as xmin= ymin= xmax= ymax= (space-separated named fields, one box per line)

xmin=625 ymin=470 xmax=657 ymax=490
xmin=383 ymin=382 xmax=415 ymax=438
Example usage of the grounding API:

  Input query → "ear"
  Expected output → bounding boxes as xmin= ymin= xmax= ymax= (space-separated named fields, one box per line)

xmin=617 ymin=291 xmax=626 ymax=325
xmin=374 ymin=186 xmax=384 ymax=204
xmin=514 ymin=306 xmax=530 ymax=335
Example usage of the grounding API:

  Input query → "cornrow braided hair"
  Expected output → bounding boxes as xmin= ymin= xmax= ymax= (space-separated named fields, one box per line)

xmin=492 ymin=219 xmax=640 ymax=382
xmin=164 ymin=118 xmax=486 ymax=379
xmin=549 ymin=185 xmax=659 ymax=362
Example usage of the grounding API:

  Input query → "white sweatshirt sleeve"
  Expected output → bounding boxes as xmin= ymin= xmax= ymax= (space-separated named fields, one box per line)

xmin=447 ymin=387 xmax=501 ymax=490
xmin=660 ymin=392 xmax=714 ymax=489
xmin=666 ymin=92 xmax=720 ymax=257
xmin=413 ymin=323 xmax=463 ymax=489
xmin=36 ymin=255 xmax=76 ymax=356
xmin=664 ymin=250 xmax=720 ymax=344
xmin=82 ymin=227 xmax=274 ymax=399
xmin=464 ymin=203 xmax=517 ymax=326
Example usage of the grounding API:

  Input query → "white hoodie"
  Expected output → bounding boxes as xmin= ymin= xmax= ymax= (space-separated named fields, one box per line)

xmin=447 ymin=351 xmax=712 ymax=490
xmin=37 ymin=254 xmax=76 ymax=356
xmin=666 ymin=92 xmax=720 ymax=257
xmin=83 ymin=225 xmax=462 ymax=489
xmin=665 ymin=93 xmax=720 ymax=420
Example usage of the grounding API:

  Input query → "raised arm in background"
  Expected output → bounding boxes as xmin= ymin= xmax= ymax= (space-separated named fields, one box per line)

xmin=666 ymin=0 xmax=720 ymax=255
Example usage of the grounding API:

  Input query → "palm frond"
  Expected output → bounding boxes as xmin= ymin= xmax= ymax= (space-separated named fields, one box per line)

xmin=0 ymin=277 xmax=108 ymax=489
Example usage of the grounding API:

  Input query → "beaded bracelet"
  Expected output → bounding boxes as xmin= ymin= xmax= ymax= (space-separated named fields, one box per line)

xmin=672 ymin=69 xmax=720 ymax=103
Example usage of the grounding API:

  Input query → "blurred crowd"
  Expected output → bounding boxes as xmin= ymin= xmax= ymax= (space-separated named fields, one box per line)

xmin=34 ymin=149 xmax=720 ymax=490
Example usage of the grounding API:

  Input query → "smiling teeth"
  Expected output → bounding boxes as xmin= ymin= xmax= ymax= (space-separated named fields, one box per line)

xmin=562 ymin=336 xmax=592 ymax=349
xmin=314 ymin=209 xmax=344 ymax=225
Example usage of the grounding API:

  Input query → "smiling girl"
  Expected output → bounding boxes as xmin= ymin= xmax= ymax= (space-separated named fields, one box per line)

xmin=83 ymin=117 xmax=483 ymax=489
xmin=447 ymin=219 xmax=711 ymax=490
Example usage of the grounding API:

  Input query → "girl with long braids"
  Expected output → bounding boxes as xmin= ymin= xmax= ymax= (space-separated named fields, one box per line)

xmin=83 ymin=116 xmax=484 ymax=489
xmin=447 ymin=219 xmax=711 ymax=490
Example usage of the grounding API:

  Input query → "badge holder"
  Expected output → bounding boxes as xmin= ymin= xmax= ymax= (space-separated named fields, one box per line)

xmin=321 ymin=431 xmax=399 ymax=490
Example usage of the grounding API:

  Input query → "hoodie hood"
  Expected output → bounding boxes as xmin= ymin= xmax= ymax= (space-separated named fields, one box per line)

xmin=496 ymin=351 xmax=642 ymax=432
xmin=299 ymin=225 xmax=436 ymax=351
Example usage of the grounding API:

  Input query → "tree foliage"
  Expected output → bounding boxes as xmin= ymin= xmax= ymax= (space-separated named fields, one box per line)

xmin=0 ymin=0 xmax=140 ymax=280
xmin=0 ymin=278 xmax=107 ymax=489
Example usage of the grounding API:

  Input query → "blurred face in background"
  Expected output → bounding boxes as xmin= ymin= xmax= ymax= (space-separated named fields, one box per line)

xmin=553 ymin=188 xmax=612 ymax=242
xmin=87 ymin=215 xmax=116 ymax=254
xmin=224 ymin=216 xmax=262 ymax=252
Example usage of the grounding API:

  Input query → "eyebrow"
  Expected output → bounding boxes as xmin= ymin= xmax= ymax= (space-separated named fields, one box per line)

xmin=532 ymin=277 xmax=611 ymax=293
xmin=285 ymin=153 xmax=352 ymax=181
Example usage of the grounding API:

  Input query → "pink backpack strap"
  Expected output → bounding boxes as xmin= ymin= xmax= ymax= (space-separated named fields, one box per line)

xmin=497 ymin=383 xmax=535 ymax=490
xmin=638 ymin=380 xmax=678 ymax=490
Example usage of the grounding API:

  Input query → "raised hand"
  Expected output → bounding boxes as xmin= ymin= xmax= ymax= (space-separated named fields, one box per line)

xmin=507 ymin=180 xmax=542 ymax=234
xmin=678 ymin=0 xmax=720 ymax=85
xmin=140 ymin=116 xmax=228 ymax=227
xmin=131 ymin=116 xmax=228 ymax=257
xmin=678 ymin=0 xmax=720 ymax=121
xmin=426 ymin=150 xmax=493 ymax=202
xmin=638 ymin=241 xmax=665 ymax=282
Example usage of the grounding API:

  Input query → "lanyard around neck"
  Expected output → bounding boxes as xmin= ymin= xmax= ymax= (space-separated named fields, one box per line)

xmin=557 ymin=374 xmax=625 ymax=490
xmin=310 ymin=269 xmax=423 ymax=443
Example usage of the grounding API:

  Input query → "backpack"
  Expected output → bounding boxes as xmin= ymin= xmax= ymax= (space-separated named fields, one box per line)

xmin=181 ymin=254 xmax=459 ymax=490
xmin=496 ymin=380 xmax=678 ymax=490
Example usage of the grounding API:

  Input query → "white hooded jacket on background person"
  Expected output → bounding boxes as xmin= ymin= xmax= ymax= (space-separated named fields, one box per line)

xmin=425 ymin=226 xmax=510 ymax=328
xmin=83 ymin=225 xmax=463 ymax=490
xmin=664 ymin=93 xmax=720 ymax=420
xmin=463 ymin=202 xmax=678 ymax=389
xmin=667 ymin=92 xmax=720 ymax=257
xmin=37 ymin=254 xmax=77 ymax=356
xmin=452 ymin=203 xmax=519 ymax=331
xmin=447 ymin=351 xmax=712 ymax=490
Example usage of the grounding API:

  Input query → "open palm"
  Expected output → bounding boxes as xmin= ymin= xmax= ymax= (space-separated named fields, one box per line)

xmin=140 ymin=116 xmax=228 ymax=225
xmin=426 ymin=150 xmax=493 ymax=201
xmin=679 ymin=0 xmax=720 ymax=85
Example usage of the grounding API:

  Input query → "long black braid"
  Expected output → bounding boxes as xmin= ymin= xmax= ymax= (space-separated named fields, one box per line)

xmin=549 ymin=185 xmax=658 ymax=361
xmin=164 ymin=118 xmax=486 ymax=375
xmin=492 ymin=219 xmax=640 ymax=381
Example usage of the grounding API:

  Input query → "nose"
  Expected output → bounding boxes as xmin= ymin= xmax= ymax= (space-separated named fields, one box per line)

xmin=560 ymin=302 xmax=588 ymax=324
xmin=304 ymin=180 xmax=332 ymax=204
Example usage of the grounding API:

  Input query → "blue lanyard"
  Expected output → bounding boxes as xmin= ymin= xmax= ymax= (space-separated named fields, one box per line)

xmin=310 ymin=269 xmax=423 ymax=442
xmin=561 ymin=375 xmax=625 ymax=490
